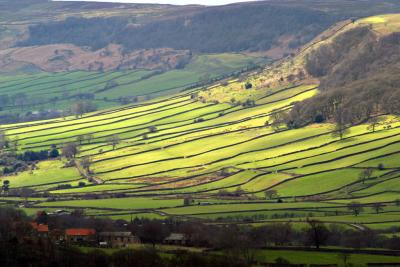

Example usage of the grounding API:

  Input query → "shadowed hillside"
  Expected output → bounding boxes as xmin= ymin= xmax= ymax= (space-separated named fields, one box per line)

xmin=20 ymin=5 xmax=335 ymax=53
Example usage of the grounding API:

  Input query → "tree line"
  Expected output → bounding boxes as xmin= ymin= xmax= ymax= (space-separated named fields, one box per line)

xmin=0 ymin=206 xmax=399 ymax=267
xmin=0 ymin=96 xmax=97 ymax=124
xmin=0 ymin=207 xmax=245 ymax=267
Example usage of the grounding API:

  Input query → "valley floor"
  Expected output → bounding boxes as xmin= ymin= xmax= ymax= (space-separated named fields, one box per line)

xmin=2 ymin=13 xmax=400 ymax=255
xmin=0 ymin=81 xmax=399 ymax=237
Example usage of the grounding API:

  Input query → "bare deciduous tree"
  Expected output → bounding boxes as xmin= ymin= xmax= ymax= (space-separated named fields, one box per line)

xmin=270 ymin=110 xmax=288 ymax=132
xmin=0 ymin=131 xmax=8 ymax=149
xmin=62 ymin=142 xmax=79 ymax=159
xmin=367 ymin=117 xmax=383 ymax=133
xmin=85 ymin=134 xmax=94 ymax=144
xmin=332 ymin=108 xmax=350 ymax=140
xmin=76 ymin=135 xmax=85 ymax=145
xmin=372 ymin=202 xmax=385 ymax=214
xmin=107 ymin=134 xmax=120 ymax=150
xmin=81 ymin=156 xmax=92 ymax=174
xmin=264 ymin=190 xmax=278 ymax=200
xmin=305 ymin=219 xmax=330 ymax=249
xmin=359 ymin=168 xmax=373 ymax=184
xmin=348 ymin=202 xmax=364 ymax=216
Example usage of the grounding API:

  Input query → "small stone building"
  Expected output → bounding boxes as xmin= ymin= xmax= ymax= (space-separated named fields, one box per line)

xmin=99 ymin=232 xmax=140 ymax=248
xmin=163 ymin=233 xmax=188 ymax=246
xmin=65 ymin=228 xmax=96 ymax=244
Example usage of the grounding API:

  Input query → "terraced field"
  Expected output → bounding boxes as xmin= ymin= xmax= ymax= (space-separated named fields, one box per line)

xmin=0 ymin=53 xmax=265 ymax=117
xmin=1 ymin=14 xmax=400 ymax=234
xmin=1 ymin=79 xmax=399 ymax=230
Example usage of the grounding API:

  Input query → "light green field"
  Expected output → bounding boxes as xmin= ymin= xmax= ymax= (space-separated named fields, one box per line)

xmin=39 ymin=197 xmax=183 ymax=210
xmin=0 ymin=53 xmax=266 ymax=118
xmin=254 ymin=249 xmax=400 ymax=265
xmin=1 ymin=82 xmax=398 ymax=229
xmin=1 ymin=14 xmax=400 ymax=234
xmin=5 ymin=160 xmax=80 ymax=188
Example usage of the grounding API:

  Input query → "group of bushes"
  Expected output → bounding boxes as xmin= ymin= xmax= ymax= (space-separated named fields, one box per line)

xmin=0 ymin=146 xmax=59 ymax=175
xmin=16 ymin=148 xmax=59 ymax=162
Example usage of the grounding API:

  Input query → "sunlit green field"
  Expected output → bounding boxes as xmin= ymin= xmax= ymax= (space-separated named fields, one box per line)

xmin=1 ymin=14 xmax=400 ymax=234
xmin=253 ymin=249 xmax=400 ymax=265
xmin=0 ymin=53 xmax=266 ymax=117
xmin=1 ymin=78 xmax=399 ymax=230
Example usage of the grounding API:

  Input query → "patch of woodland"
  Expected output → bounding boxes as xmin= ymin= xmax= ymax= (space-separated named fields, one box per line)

xmin=287 ymin=27 xmax=400 ymax=127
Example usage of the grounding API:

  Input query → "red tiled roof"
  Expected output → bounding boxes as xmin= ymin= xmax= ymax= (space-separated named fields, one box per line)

xmin=31 ymin=222 xmax=49 ymax=233
xmin=66 ymin=229 xmax=96 ymax=236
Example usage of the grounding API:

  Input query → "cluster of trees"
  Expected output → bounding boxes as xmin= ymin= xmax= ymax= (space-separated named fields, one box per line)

xmin=0 ymin=112 xmax=59 ymax=125
xmin=286 ymin=27 xmax=400 ymax=129
xmin=0 ymin=93 xmax=28 ymax=110
xmin=133 ymin=219 xmax=400 ymax=255
xmin=0 ymin=100 xmax=97 ymax=123
xmin=0 ymin=128 xmax=61 ymax=175
xmin=0 ymin=90 xmax=98 ymax=124
xmin=36 ymin=209 xmax=400 ymax=264
xmin=21 ymin=5 xmax=336 ymax=53
xmin=61 ymin=143 xmax=79 ymax=159
xmin=1 ymin=147 xmax=60 ymax=175
xmin=1 ymin=206 xmax=400 ymax=266
xmin=0 ymin=207 xmax=244 ymax=267
xmin=71 ymin=101 xmax=97 ymax=118
xmin=0 ymin=129 xmax=119 ymax=176
xmin=19 ymin=17 xmax=128 ymax=50
xmin=0 ymin=129 xmax=60 ymax=175
xmin=16 ymin=148 xmax=59 ymax=162
xmin=73 ymin=134 xmax=120 ymax=151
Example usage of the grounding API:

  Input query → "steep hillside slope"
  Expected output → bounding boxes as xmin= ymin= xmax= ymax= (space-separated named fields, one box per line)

xmin=0 ymin=53 xmax=265 ymax=124
xmin=290 ymin=14 xmax=400 ymax=127
xmin=0 ymin=14 xmax=400 ymax=231
xmin=200 ymin=14 xmax=400 ymax=127
xmin=21 ymin=4 xmax=334 ymax=53
xmin=2 ymin=0 xmax=400 ymax=73
xmin=0 ymin=44 xmax=192 ymax=73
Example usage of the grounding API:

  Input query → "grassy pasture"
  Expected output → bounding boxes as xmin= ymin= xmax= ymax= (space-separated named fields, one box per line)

xmin=5 ymin=89 xmax=398 ymax=230
xmin=271 ymin=169 xmax=367 ymax=197
xmin=161 ymin=202 xmax=340 ymax=216
xmin=0 ymin=160 xmax=80 ymax=188
xmin=0 ymin=53 xmax=265 ymax=119
xmin=39 ymin=197 xmax=183 ymax=210
xmin=254 ymin=249 xmax=400 ymax=265
xmin=1 ymin=17 xmax=400 ymax=231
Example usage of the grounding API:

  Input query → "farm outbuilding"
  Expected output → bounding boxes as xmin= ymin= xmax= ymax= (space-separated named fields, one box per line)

xmin=99 ymin=232 xmax=140 ymax=248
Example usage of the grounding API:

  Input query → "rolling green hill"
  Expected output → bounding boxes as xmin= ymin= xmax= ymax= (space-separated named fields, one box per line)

xmin=1 ymin=14 xmax=400 ymax=235
xmin=2 ymin=0 xmax=400 ymax=126
xmin=0 ymin=53 xmax=266 ymax=123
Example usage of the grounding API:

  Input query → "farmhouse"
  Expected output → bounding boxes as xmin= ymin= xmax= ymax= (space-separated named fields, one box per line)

xmin=99 ymin=232 xmax=140 ymax=248
xmin=65 ymin=228 xmax=96 ymax=244
xmin=30 ymin=222 xmax=49 ymax=238
xmin=164 ymin=233 xmax=188 ymax=245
